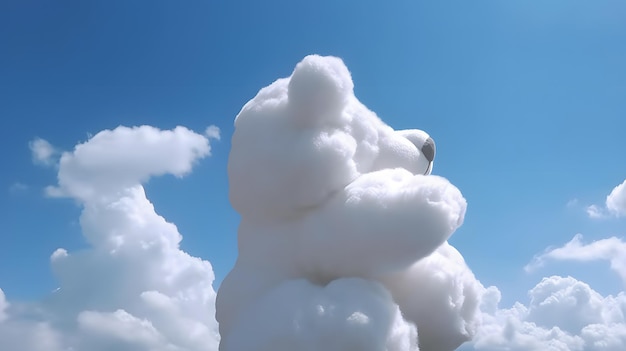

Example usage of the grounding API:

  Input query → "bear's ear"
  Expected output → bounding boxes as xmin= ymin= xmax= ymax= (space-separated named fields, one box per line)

xmin=398 ymin=129 xmax=436 ymax=175
xmin=287 ymin=55 xmax=354 ymax=126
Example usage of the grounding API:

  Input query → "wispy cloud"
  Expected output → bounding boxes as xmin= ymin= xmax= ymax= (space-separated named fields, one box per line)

xmin=8 ymin=182 xmax=28 ymax=194
xmin=566 ymin=198 xmax=579 ymax=208
xmin=525 ymin=234 xmax=626 ymax=284
xmin=29 ymin=137 xmax=59 ymax=167
xmin=205 ymin=125 xmax=221 ymax=141
xmin=586 ymin=204 xmax=606 ymax=219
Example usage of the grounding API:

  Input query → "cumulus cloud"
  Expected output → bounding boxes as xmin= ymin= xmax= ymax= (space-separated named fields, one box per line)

xmin=0 ymin=320 xmax=64 ymax=351
xmin=380 ymin=242 xmax=484 ymax=351
xmin=46 ymin=125 xmax=212 ymax=200
xmin=0 ymin=125 xmax=220 ymax=351
xmin=217 ymin=55 xmax=482 ymax=351
xmin=471 ymin=276 xmax=626 ymax=351
xmin=607 ymin=180 xmax=626 ymax=217
xmin=525 ymin=234 xmax=626 ymax=284
xmin=205 ymin=125 xmax=221 ymax=141
xmin=222 ymin=279 xmax=418 ymax=351
xmin=586 ymin=179 xmax=626 ymax=219
xmin=29 ymin=137 xmax=59 ymax=166
xmin=467 ymin=234 xmax=626 ymax=350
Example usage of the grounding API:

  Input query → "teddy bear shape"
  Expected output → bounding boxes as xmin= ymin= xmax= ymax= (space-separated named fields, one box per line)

xmin=217 ymin=55 xmax=481 ymax=351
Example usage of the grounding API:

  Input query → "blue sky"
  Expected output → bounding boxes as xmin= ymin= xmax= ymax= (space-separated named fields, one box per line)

xmin=1 ymin=1 xmax=626 ymax=349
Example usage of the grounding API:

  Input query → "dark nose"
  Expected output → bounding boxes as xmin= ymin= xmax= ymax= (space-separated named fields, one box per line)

xmin=421 ymin=137 xmax=435 ymax=163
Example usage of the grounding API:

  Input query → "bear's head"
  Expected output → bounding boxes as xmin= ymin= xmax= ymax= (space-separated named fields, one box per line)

xmin=228 ymin=54 xmax=436 ymax=222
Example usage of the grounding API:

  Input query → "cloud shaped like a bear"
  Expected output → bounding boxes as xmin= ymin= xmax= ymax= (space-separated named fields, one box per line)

xmin=217 ymin=55 xmax=483 ymax=351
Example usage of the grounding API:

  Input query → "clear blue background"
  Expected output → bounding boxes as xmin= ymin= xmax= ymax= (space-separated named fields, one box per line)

xmin=1 ymin=0 xmax=625 ymax=308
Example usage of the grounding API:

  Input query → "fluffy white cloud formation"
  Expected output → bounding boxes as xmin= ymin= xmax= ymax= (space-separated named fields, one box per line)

xmin=217 ymin=55 xmax=482 ymax=351
xmin=586 ymin=179 xmax=626 ymax=219
xmin=0 ymin=125 xmax=220 ymax=351
xmin=222 ymin=278 xmax=419 ymax=351
xmin=525 ymin=234 xmax=626 ymax=284
xmin=466 ymin=234 xmax=626 ymax=350
xmin=470 ymin=276 xmax=626 ymax=351
xmin=381 ymin=242 xmax=484 ymax=351
xmin=46 ymin=125 xmax=214 ymax=200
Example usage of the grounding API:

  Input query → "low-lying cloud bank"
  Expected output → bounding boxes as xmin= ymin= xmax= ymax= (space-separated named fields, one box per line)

xmin=463 ymin=230 xmax=626 ymax=350
xmin=470 ymin=275 xmax=626 ymax=351
xmin=0 ymin=126 xmax=221 ymax=351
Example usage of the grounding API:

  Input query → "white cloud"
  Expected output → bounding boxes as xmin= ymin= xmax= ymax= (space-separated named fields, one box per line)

xmin=204 ymin=125 xmax=221 ymax=141
xmin=586 ymin=179 xmax=626 ymax=219
xmin=0 ymin=298 xmax=66 ymax=351
xmin=470 ymin=276 xmax=626 ymax=351
xmin=76 ymin=310 xmax=171 ymax=350
xmin=222 ymin=278 xmax=419 ymax=351
xmin=29 ymin=137 xmax=58 ymax=166
xmin=468 ymin=234 xmax=626 ymax=350
xmin=0 ymin=321 xmax=65 ymax=351
xmin=380 ymin=242 xmax=484 ymax=351
xmin=607 ymin=180 xmax=626 ymax=217
xmin=217 ymin=55 xmax=480 ymax=351
xmin=525 ymin=234 xmax=626 ymax=284
xmin=46 ymin=125 xmax=211 ymax=201
xmin=586 ymin=205 xmax=606 ymax=219
xmin=0 ymin=125 xmax=219 ymax=351
xmin=0 ymin=289 xmax=8 ymax=322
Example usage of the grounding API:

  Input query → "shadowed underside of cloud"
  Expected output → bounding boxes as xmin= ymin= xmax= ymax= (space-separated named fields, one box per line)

xmin=217 ymin=55 xmax=483 ymax=351
xmin=0 ymin=125 xmax=221 ymax=351
xmin=223 ymin=278 xmax=418 ymax=351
